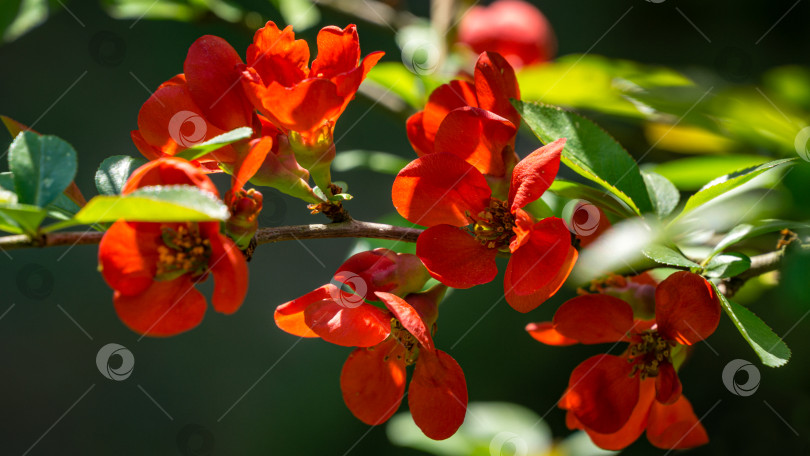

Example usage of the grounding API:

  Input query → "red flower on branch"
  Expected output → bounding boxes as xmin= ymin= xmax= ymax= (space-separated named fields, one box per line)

xmin=458 ymin=0 xmax=557 ymax=69
xmin=98 ymin=158 xmax=248 ymax=336
xmin=274 ymin=250 xmax=466 ymax=439
xmin=406 ymin=52 xmax=521 ymax=178
xmin=392 ymin=138 xmax=577 ymax=312
xmin=526 ymin=271 xmax=721 ymax=450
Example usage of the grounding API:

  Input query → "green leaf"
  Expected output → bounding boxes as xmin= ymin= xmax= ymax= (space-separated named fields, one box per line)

xmin=647 ymin=155 xmax=769 ymax=191
xmin=641 ymin=245 xmax=700 ymax=269
xmin=71 ymin=185 xmax=229 ymax=224
xmin=269 ymin=0 xmax=320 ymax=31
xmin=365 ymin=63 xmax=425 ymax=109
xmin=3 ymin=0 xmax=47 ymax=42
xmin=548 ymin=179 xmax=635 ymax=218
xmin=710 ymin=219 xmax=810 ymax=257
xmin=173 ymin=126 xmax=252 ymax=161
xmin=515 ymin=101 xmax=653 ymax=215
xmin=704 ymin=253 xmax=751 ymax=278
xmin=642 ymin=171 xmax=680 ymax=219
xmin=0 ymin=203 xmax=48 ymax=234
xmin=8 ymin=132 xmax=78 ymax=207
xmin=714 ymin=283 xmax=791 ymax=367
xmin=95 ymin=155 xmax=148 ymax=195
xmin=332 ymin=150 xmax=411 ymax=175
xmin=672 ymin=158 xmax=795 ymax=223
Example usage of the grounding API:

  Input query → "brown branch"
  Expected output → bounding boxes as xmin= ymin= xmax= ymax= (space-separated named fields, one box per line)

xmin=0 ymin=220 xmax=423 ymax=251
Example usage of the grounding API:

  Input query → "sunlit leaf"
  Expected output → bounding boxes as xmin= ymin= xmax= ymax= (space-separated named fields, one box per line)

xmin=710 ymin=219 xmax=809 ymax=257
xmin=95 ymin=155 xmax=148 ymax=196
xmin=647 ymin=155 xmax=769 ymax=191
xmin=173 ymin=126 xmax=252 ymax=161
xmin=704 ymin=253 xmax=751 ymax=278
xmin=8 ymin=132 xmax=78 ymax=208
xmin=642 ymin=171 xmax=680 ymax=219
xmin=641 ymin=245 xmax=699 ymax=269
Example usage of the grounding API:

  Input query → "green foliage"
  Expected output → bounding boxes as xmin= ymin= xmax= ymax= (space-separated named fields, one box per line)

xmin=173 ymin=126 xmax=253 ymax=161
xmin=95 ymin=155 xmax=148 ymax=196
xmin=647 ymin=155 xmax=769 ymax=191
xmin=703 ymin=253 xmax=751 ymax=278
xmin=515 ymin=101 xmax=653 ymax=215
xmin=365 ymin=63 xmax=426 ymax=110
xmin=714 ymin=283 xmax=791 ymax=368
xmin=268 ymin=0 xmax=320 ymax=30
xmin=332 ymin=149 xmax=410 ymax=175
xmin=8 ymin=131 xmax=77 ymax=207
xmin=548 ymin=180 xmax=635 ymax=218
xmin=641 ymin=245 xmax=700 ymax=269
xmin=641 ymin=171 xmax=680 ymax=219
xmin=710 ymin=220 xmax=809 ymax=258
xmin=2 ymin=0 xmax=49 ymax=42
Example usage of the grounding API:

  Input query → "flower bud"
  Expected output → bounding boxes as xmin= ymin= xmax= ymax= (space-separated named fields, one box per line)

xmin=225 ymin=188 xmax=263 ymax=250
xmin=335 ymin=248 xmax=431 ymax=299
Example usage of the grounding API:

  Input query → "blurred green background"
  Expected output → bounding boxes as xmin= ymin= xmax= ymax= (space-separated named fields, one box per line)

xmin=1 ymin=0 xmax=809 ymax=455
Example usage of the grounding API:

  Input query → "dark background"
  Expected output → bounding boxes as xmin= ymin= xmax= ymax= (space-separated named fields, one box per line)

xmin=1 ymin=1 xmax=809 ymax=455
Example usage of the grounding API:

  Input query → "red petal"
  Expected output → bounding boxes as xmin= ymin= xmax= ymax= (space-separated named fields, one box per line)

xmin=552 ymin=294 xmax=634 ymax=344
xmin=474 ymin=52 xmax=520 ymax=127
xmin=274 ymin=285 xmax=331 ymax=338
xmin=562 ymin=354 xmax=639 ymax=435
xmin=581 ymin=378 xmax=657 ymax=451
xmin=646 ymin=394 xmax=709 ymax=450
xmin=123 ymin=157 xmax=219 ymax=196
xmin=331 ymin=50 xmax=384 ymax=117
xmin=504 ymin=244 xmax=577 ymax=313
xmin=375 ymin=292 xmax=433 ymax=351
xmin=422 ymin=80 xmax=478 ymax=143
xmin=131 ymin=130 xmax=164 ymax=161
xmin=655 ymin=271 xmax=721 ymax=345
xmin=113 ymin=276 xmax=206 ymax=336
xmin=232 ymin=136 xmax=272 ymax=193
xmin=208 ymin=231 xmax=248 ymax=315
xmin=508 ymin=138 xmax=564 ymax=211
xmin=310 ymin=24 xmax=360 ymax=79
xmin=525 ymin=321 xmax=578 ymax=346
xmin=392 ymin=153 xmax=491 ymax=227
xmin=406 ymin=112 xmax=433 ymax=156
xmin=655 ymin=362 xmax=682 ymax=405
xmin=243 ymin=77 xmax=343 ymax=134
xmin=341 ymin=339 xmax=407 ymax=425
xmin=416 ymin=225 xmax=498 ymax=289
xmin=409 ymin=349 xmax=468 ymax=440
xmin=98 ymin=221 xmax=160 ymax=296
xmin=434 ymin=106 xmax=516 ymax=177
xmin=184 ymin=35 xmax=252 ymax=131
xmin=247 ymin=22 xmax=309 ymax=87
xmin=304 ymin=299 xmax=391 ymax=347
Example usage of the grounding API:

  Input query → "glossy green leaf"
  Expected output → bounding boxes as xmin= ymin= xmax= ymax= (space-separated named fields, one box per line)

xmin=714 ymin=284 xmax=791 ymax=368
xmin=8 ymin=132 xmax=78 ymax=208
xmin=647 ymin=155 xmax=770 ymax=191
xmin=95 ymin=155 xmax=147 ymax=196
xmin=710 ymin=219 xmax=809 ymax=257
xmin=332 ymin=150 xmax=411 ymax=175
xmin=173 ymin=126 xmax=252 ymax=161
xmin=71 ymin=185 xmax=229 ymax=224
xmin=642 ymin=245 xmax=700 ymax=269
xmin=704 ymin=253 xmax=751 ymax=278
xmin=642 ymin=171 xmax=680 ymax=219
xmin=548 ymin=179 xmax=635 ymax=218
xmin=515 ymin=101 xmax=653 ymax=215
xmin=672 ymin=158 xmax=796 ymax=223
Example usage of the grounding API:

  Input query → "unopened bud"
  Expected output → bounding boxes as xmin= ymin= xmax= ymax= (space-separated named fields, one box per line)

xmin=225 ymin=188 xmax=263 ymax=250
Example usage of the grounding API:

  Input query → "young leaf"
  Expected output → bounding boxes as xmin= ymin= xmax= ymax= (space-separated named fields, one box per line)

xmin=71 ymin=185 xmax=229 ymax=224
xmin=714 ymin=283 xmax=791 ymax=368
xmin=95 ymin=155 xmax=148 ymax=196
xmin=173 ymin=126 xmax=253 ymax=161
xmin=0 ymin=203 xmax=48 ymax=235
xmin=8 ymin=132 xmax=78 ymax=207
xmin=641 ymin=245 xmax=700 ymax=269
xmin=514 ymin=101 xmax=653 ymax=215
xmin=672 ymin=158 xmax=795 ymax=223
xmin=703 ymin=253 xmax=751 ymax=278
xmin=642 ymin=171 xmax=680 ymax=219
xmin=710 ymin=219 xmax=810 ymax=257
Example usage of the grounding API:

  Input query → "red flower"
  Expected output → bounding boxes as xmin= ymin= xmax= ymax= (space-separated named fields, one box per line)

xmin=392 ymin=139 xmax=577 ymax=312
xmin=274 ymin=250 xmax=467 ymax=439
xmin=458 ymin=0 xmax=556 ymax=69
xmin=240 ymin=22 xmax=384 ymax=146
xmin=406 ymin=52 xmax=520 ymax=178
xmin=526 ymin=271 xmax=721 ymax=450
xmin=98 ymin=158 xmax=248 ymax=336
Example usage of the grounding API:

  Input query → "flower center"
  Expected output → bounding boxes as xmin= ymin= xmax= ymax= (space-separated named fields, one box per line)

xmin=471 ymin=198 xmax=516 ymax=251
xmin=387 ymin=318 xmax=419 ymax=365
xmin=627 ymin=330 xmax=675 ymax=380
xmin=156 ymin=224 xmax=211 ymax=279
